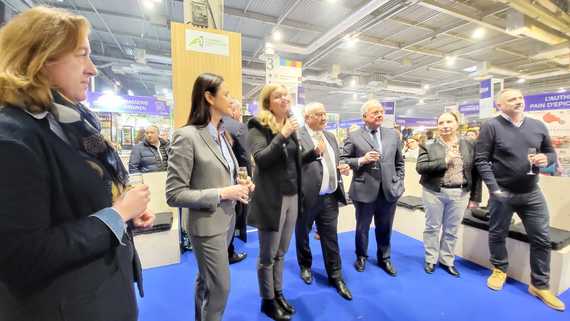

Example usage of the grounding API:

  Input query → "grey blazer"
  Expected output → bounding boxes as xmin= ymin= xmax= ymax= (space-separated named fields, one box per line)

xmin=341 ymin=126 xmax=405 ymax=203
xmin=299 ymin=127 xmax=347 ymax=209
xmin=165 ymin=125 xmax=237 ymax=237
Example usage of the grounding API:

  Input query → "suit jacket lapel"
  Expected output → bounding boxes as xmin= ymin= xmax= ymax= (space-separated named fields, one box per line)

xmin=360 ymin=127 xmax=377 ymax=150
xmin=300 ymin=127 xmax=314 ymax=150
xmin=380 ymin=127 xmax=389 ymax=154
xmin=198 ymin=127 xmax=230 ymax=171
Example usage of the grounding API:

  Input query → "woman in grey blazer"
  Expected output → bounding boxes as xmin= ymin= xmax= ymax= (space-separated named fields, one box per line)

xmin=166 ymin=73 xmax=252 ymax=321
xmin=247 ymin=84 xmax=302 ymax=321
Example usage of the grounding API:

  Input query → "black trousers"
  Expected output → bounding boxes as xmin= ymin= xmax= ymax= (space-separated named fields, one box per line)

xmin=295 ymin=194 xmax=342 ymax=280
xmin=353 ymin=188 xmax=397 ymax=260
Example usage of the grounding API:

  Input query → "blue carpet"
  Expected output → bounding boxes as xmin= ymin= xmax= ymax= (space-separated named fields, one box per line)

xmin=138 ymin=230 xmax=569 ymax=320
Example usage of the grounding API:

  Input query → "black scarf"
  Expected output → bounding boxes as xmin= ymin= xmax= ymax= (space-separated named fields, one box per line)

xmin=51 ymin=91 xmax=129 ymax=187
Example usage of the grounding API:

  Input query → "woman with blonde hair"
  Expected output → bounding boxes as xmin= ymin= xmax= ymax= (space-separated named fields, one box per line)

xmin=247 ymin=84 xmax=301 ymax=320
xmin=0 ymin=7 xmax=153 ymax=321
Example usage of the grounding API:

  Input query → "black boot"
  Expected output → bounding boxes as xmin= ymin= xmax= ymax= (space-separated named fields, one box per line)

xmin=261 ymin=299 xmax=291 ymax=321
xmin=275 ymin=290 xmax=295 ymax=314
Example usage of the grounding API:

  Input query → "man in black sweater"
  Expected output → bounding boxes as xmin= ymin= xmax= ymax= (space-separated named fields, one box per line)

xmin=475 ymin=88 xmax=564 ymax=311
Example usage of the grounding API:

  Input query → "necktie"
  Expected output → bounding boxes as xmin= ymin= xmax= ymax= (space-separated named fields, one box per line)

xmin=370 ymin=129 xmax=380 ymax=150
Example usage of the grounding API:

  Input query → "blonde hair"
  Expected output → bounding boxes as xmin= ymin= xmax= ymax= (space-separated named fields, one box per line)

xmin=257 ymin=83 xmax=288 ymax=134
xmin=0 ymin=6 xmax=90 ymax=112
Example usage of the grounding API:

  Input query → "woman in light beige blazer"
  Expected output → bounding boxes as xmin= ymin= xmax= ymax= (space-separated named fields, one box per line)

xmin=166 ymin=73 xmax=253 ymax=321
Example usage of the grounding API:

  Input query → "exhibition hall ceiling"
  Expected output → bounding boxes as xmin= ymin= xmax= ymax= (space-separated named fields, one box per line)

xmin=3 ymin=0 xmax=570 ymax=119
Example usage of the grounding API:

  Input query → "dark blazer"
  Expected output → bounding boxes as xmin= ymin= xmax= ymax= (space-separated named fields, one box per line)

xmin=223 ymin=117 xmax=251 ymax=172
xmin=128 ymin=138 xmax=169 ymax=173
xmin=299 ymin=127 xmax=347 ymax=208
xmin=0 ymin=107 xmax=141 ymax=321
xmin=247 ymin=117 xmax=303 ymax=231
xmin=341 ymin=126 xmax=405 ymax=203
xmin=416 ymin=137 xmax=482 ymax=202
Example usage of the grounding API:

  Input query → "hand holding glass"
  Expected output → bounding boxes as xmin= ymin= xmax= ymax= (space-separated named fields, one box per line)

xmin=237 ymin=167 xmax=252 ymax=200
xmin=527 ymin=148 xmax=537 ymax=175
xmin=369 ymin=150 xmax=381 ymax=170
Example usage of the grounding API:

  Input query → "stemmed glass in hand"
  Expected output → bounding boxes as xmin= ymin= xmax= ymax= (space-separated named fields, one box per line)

xmin=369 ymin=149 xmax=381 ymax=170
xmin=527 ymin=147 xmax=537 ymax=175
xmin=237 ymin=167 xmax=252 ymax=201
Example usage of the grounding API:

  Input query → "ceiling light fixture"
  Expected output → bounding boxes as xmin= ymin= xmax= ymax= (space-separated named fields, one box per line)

xmin=517 ymin=78 xmax=526 ymax=84
xmin=472 ymin=28 xmax=486 ymax=39
xmin=445 ymin=56 xmax=456 ymax=67
xmin=423 ymin=84 xmax=430 ymax=90
xmin=558 ymin=88 xmax=566 ymax=93
xmin=128 ymin=90 xmax=134 ymax=96
xmin=350 ymin=78 xmax=357 ymax=87
xmin=345 ymin=35 xmax=358 ymax=48
xmin=143 ymin=0 xmax=154 ymax=10
xmin=272 ymin=30 xmax=282 ymax=42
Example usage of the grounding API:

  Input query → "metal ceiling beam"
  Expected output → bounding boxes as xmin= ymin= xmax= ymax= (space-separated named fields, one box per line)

xmin=418 ymin=0 xmax=521 ymax=38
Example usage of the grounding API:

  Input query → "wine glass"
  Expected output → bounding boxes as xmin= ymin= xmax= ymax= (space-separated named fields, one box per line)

xmin=237 ymin=167 xmax=248 ymax=182
xmin=527 ymin=148 xmax=537 ymax=175
xmin=370 ymin=149 xmax=380 ymax=170
xmin=128 ymin=173 xmax=144 ymax=186
xmin=237 ymin=166 xmax=251 ymax=200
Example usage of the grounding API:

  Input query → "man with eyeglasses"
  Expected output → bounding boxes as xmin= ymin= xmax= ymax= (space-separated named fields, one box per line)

xmin=341 ymin=100 xmax=405 ymax=275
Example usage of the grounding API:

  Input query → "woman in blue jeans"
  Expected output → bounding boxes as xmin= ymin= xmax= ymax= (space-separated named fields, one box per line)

xmin=416 ymin=112 xmax=482 ymax=276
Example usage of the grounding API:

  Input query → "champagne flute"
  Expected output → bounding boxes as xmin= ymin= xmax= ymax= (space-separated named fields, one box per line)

xmin=527 ymin=148 xmax=537 ymax=175
xmin=237 ymin=166 xmax=251 ymax=200
xmin=128 ymin=173 xmax=144 ymax=187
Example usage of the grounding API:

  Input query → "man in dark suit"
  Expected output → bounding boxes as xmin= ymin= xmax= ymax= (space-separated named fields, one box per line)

xmin=222 ymin=98 xmax=249 ymax=264
xmin=341 ymin=100 xmax=405 ymax=275
xmin=295 ymin=102 xmax=352 ymax=300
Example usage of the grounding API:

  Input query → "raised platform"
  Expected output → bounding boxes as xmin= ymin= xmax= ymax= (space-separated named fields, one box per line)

xmin=132 ymin=171 xmax=181 ymax=269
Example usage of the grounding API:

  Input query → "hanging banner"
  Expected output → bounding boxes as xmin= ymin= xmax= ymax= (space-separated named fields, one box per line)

xmin=479 ymin=78 xmax=494 ymax=119
xmin=396 ymin=117 xmax=437 ymax=128
xmin=85 ymin=92 xmax=170 ymax=116
xmin=459 ymin=102 xmax=480 ymax=117
xmin=383 ymin=101 xmax=396 ymax=125
xmin=523 ymin=92 xmax=570 ymax=177
xmin=339 ymin=118 xmax=364 ymax=129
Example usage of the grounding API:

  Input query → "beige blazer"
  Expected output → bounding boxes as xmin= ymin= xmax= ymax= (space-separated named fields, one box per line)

xmin=166 ymin=125 xmax=237 ymax=237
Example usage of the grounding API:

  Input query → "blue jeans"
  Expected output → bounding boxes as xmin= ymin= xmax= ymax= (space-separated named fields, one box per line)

xmin=488 ymin=188 xmax=551 ymax=289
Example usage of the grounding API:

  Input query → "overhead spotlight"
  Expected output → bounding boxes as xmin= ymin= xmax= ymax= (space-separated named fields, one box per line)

xmin=272 ymin=30 xmax=282 ymax=42
xmin=345 ymin=35 xmax=358 ymax=48
xmin=127 ymin=90 xmax=134 ymax=96
xmin=558 ymin=88 xmax=566 ymax=93
xmin=352 ymin=93 xmax=358 ymax=100
xmin=350 ymin=78 xmax=357 ymax=87
xmin=143 ymin=0 xmax=154 ymax=10
xmin=162 ymin=88 xmax=170 ymax=95
xmin=445 ymin=56 xmax=456 ymax=66
xmin=472 ymin=28 xmax=486 ymax=39
xmin=114 ymin=80 xmax=121 ymax=86
xmin=423 ymin=84 xmax=430 ymax=90
xmin=517 ymin=78 xmax=526 ymax=84
xmin=417 ymin=99 xmax=425 ymax=105
xmin=103 ymin=89 xmax=115 ymax=95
